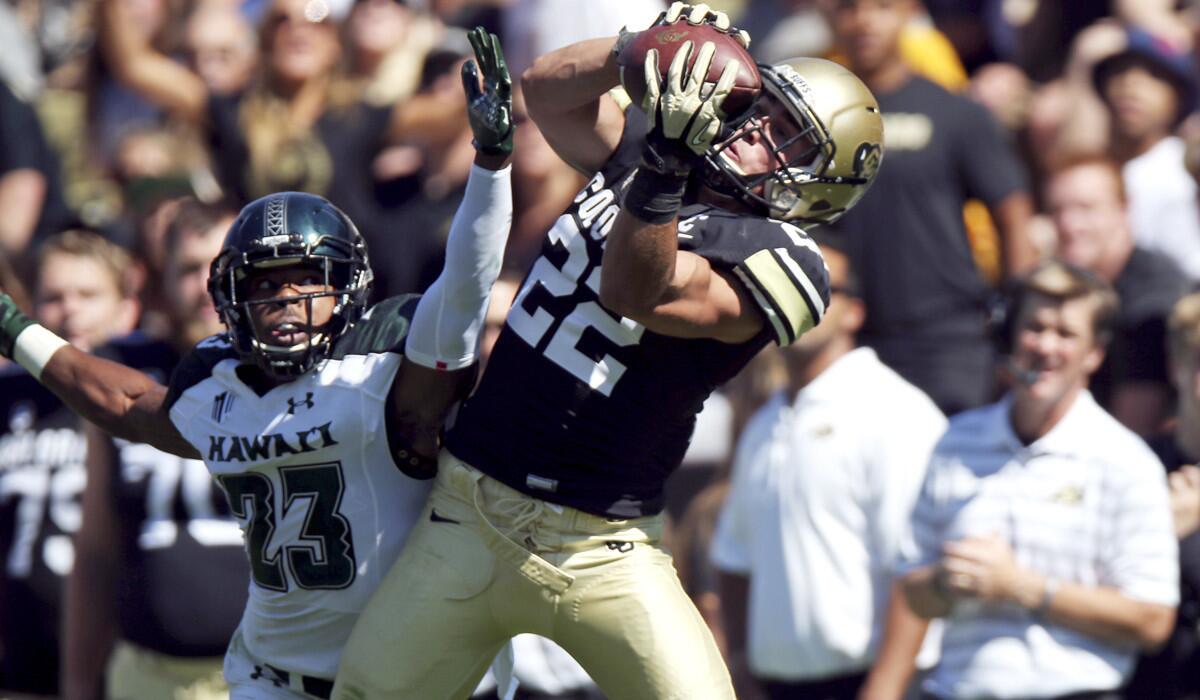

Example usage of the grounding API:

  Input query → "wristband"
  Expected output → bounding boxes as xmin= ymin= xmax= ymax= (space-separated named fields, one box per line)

xmin=13 ymin=324 xmax=69 ymax=380
xmin=640 ymin=134 xmax=702 ymax=177
xmin=0 ymin=294 xmax=35 ymax=357
xmin=623 ymin=167 xmax=688 ymax=225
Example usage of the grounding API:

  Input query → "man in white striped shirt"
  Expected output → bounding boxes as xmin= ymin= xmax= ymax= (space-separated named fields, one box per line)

xmin=897 ymin=261 xmax=1179 ymax=700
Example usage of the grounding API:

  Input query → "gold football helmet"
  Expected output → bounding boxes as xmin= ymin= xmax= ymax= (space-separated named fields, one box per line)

xmin=704 ymin=57 xmax=884 ymax=224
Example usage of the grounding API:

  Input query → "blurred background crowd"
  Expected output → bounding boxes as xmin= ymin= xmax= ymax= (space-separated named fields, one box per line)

xmin=2 ymin=0 xmax=1200 ymax=698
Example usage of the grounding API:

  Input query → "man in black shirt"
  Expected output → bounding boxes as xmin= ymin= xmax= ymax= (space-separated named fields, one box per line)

xmin=823 ymin=0 xmax=1036 ymax=415
xmin=1044 ymin=154 xmax=1189 ymax=435
xmin=333 ymin=4 xmax=883 ymax=699
xmin=62 ymin=201 xmax=250 ymax=700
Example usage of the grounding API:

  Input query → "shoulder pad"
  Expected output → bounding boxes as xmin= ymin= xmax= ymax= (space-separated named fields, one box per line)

xmin=680 ymin=212 xmax=831 ymax=346
xmin=331 ymin=294 xmax=420 ymax=359
xmin=164 ymin=334 xmax=237 ymax=410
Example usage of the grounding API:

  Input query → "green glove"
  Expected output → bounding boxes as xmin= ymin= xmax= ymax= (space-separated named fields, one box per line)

xmin=0 ymin=293 xmax=35 ymax=359
xmin=462 ymin=27 xmax=514 ymax=157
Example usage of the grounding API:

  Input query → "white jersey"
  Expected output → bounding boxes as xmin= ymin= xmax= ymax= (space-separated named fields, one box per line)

xmin=897 ymin=392 xmax=1178 ymax=698
xmin=165 ymin=295 xmax=432 ymax=679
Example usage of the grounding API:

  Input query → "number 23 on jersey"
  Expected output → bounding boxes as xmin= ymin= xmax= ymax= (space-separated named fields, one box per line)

xmin=218 ymin=461 xmax=356 ymax=592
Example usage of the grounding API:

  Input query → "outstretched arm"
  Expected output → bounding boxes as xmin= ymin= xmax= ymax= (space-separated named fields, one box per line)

xmin=403 ymin=27 xmax=513 ymax=374
xmin=0 ymin=295 xmax=197 ymax=458
xmin=599 ymin=10 xmax=763 ymax=344
xmin=388 ymin=28 xmax=515 ymax=478
xmin=97 ymin=0 xmax=209 ymax=123
xmin=521 ymin=37 xmax=627 ymax=176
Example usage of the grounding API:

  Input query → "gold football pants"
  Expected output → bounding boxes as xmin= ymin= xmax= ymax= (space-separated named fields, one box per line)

xmin=108 ymin=641 xmax=228 ymax=700
xmin=332 ymin=451 xmax=733 ymax=700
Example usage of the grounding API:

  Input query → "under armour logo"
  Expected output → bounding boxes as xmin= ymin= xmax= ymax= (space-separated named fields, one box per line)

xmin=211 ymin=392 xmax=235 ymax=423
xmin=287 ymin=392 xmax=315 ymax=414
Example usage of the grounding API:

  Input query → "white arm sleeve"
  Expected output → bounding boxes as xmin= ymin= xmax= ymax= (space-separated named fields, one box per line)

xmin=406 ymin=163 xmax=512 ymax=370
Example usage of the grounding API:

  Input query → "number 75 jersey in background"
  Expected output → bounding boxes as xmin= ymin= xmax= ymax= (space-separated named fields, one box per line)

xmin=165 ymin=295 xmax=432 ymax=680
xmin=95 ymin=333 xmax=248 ymax=659
xmin=447 ymin=106 xmax=830 ymax=520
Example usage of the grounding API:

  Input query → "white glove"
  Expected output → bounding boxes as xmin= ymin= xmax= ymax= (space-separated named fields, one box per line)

xmin=662 ymin=2 xmax=751 ymax=49
xmin=643 ymin=40 xmax=741 ymax=156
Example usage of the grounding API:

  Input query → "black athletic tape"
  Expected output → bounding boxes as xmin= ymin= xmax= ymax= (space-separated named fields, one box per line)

xmin=640 ymin=130 xmax=703 ymax=176
xmin=623 ymin=167 xmax=689 ymax=225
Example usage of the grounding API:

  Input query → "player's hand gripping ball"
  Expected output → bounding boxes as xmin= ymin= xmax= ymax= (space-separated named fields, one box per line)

xmin=616 ymin=4 xmax=761 ymax=131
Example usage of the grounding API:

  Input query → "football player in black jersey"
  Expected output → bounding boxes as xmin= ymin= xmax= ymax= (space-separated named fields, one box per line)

xmin=333 ymin=3 xmax=884 ymax=699
xmin=0 ymin=28 xmax=518 ymax=700
xmin=63 ymin=200 xmax=251 ymax=700
xmin=0 ymin=231 xmax=139 ymax=699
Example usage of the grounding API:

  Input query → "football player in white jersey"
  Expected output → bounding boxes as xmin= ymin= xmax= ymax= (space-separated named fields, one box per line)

xmin=0 ymin=27 xmax=515 ymax=700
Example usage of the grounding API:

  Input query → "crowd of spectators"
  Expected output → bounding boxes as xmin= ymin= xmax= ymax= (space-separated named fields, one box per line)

xmin=1 ymin=0 xmax=1199 ymax=698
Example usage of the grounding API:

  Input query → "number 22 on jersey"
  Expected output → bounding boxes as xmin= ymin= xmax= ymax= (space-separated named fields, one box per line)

xmin=507 ymin=177 xmax=645 ymax=397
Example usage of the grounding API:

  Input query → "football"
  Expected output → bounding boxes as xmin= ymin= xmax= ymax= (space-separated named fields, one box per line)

xmin=617 ymin=22 xmax=762 ymax=123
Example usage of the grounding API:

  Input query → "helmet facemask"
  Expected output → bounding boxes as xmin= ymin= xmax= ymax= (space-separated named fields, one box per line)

xmin=210 ymin=234 xmax=372 ymax=380
xmin=703 ymin=96 xmax=830 ymax=216
xmin=701 ymin=59 xmax=883 ymax=224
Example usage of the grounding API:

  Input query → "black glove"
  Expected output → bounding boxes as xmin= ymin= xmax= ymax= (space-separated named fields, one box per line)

xmin=462 ymin=27 xmax=514 ymax=157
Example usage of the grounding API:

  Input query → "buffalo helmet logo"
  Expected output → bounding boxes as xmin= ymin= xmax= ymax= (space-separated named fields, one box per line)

xmin=852 ymin=142 xmax=882 ymax=179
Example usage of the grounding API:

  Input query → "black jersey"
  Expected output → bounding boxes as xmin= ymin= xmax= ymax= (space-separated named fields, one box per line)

xmin=447 ymin=108 xmax=830 ymax=518
xmin=94 ymin=333 xmax=249 ymax=657
xmin=0 ymin=365 xmax=84 ymax=694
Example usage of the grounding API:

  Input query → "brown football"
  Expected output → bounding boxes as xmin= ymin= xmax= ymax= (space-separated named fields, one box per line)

xmin=617 ymin=22 xmax=762 ymax=122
